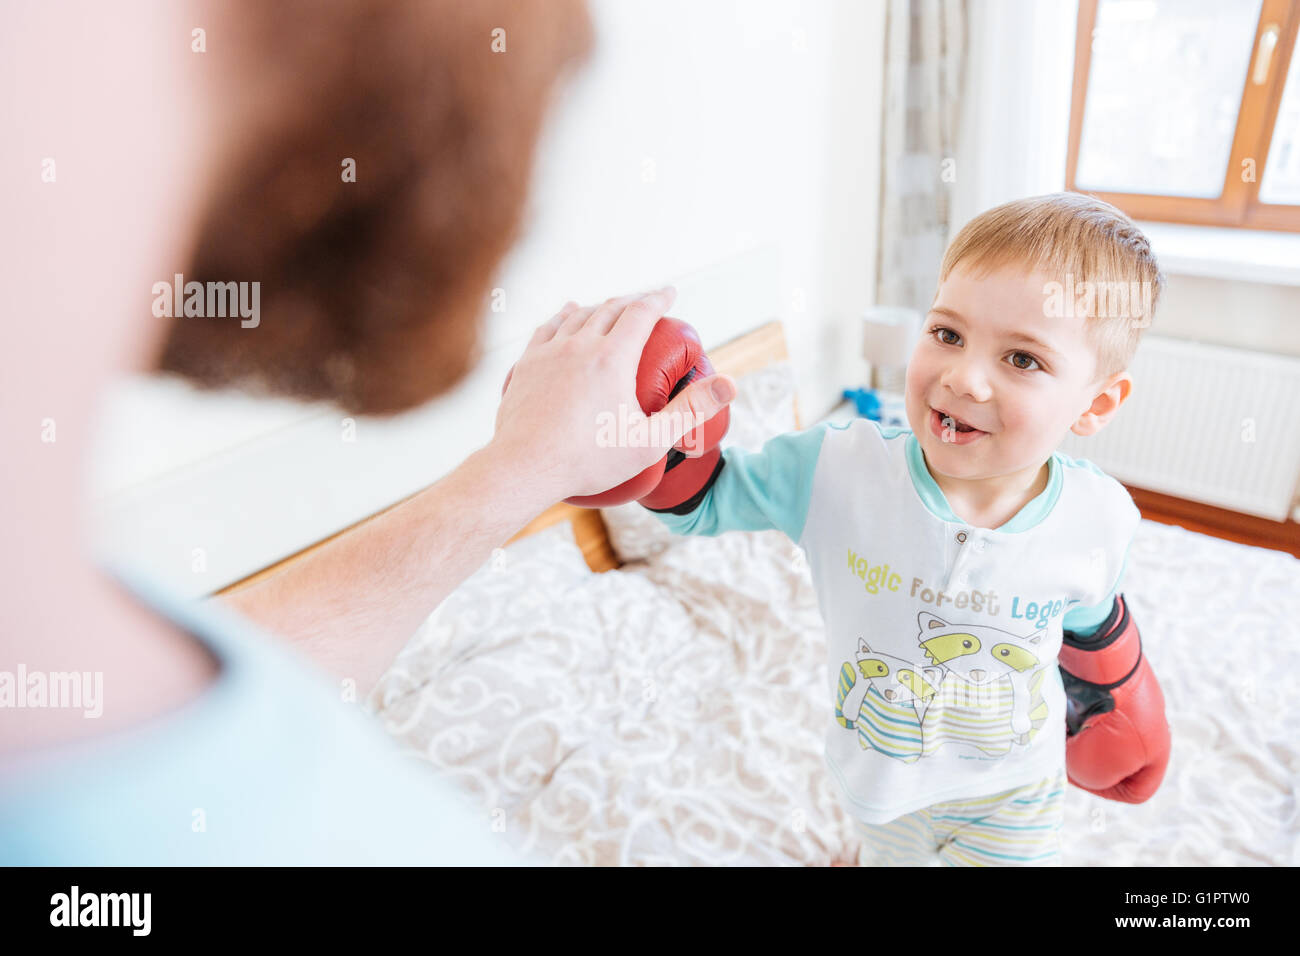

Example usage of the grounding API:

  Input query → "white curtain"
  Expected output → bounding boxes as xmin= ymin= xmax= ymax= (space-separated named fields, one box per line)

xmin=876 ymin=0 xmax=968 ymax=315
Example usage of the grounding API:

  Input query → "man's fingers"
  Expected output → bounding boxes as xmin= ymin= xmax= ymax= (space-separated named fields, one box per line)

xmin=607 ymin=286 xmax=677 ymax=359
xmin=588 ymin=286 xmax=674 ymax=338
xmin=570 ymin=292 xmax=645 ymax=339
xmin=554 ymin=302 xmax=603 ymax=339
xmin=649 ymin=373 xmax=736 ymax=453
xmin=530 ymin=301 xmax=579 ymax=346
xmin=545 ymin=286 xmax=677 ymax=345
xmin=557 ymin=291 xmax=649 ymax=339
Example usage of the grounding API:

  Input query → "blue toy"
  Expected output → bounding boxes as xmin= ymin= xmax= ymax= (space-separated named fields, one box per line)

xmin=842 ymin=387 xmax=908 ymax=429
xmin=842 ymin=387 xmax=882 ymax=420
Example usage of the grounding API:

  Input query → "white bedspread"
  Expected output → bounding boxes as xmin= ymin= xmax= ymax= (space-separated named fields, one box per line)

xmin=368 ymin=510 xmax=1300 ymax=866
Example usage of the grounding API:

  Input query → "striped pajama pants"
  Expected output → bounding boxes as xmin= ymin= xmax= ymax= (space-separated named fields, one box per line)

xmin=853 ymin=766 xmax=1068 ymax=866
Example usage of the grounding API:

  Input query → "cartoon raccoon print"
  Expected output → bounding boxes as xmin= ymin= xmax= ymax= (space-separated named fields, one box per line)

xmin=835 ymin=639 xmax=943 ymax=764
xmin=914 ymin=611 xmax=1050 ymax=757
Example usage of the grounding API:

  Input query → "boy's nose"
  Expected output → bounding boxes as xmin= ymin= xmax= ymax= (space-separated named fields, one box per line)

xmin=940 ymin=356 xmax=994 ymax=403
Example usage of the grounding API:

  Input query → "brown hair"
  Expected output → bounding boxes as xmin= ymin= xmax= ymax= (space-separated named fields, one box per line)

xmin=938 ymin=192 xmax=1165 ymax=383
xmin=156 ymin=0 xmax=593 ymax=414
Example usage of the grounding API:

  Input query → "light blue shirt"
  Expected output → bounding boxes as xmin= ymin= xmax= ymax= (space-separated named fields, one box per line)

xmin=0 ymin=561 xmax=532 ymax=865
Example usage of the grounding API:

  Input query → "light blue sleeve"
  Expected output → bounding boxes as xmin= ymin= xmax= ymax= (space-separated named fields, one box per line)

xmin=0 ymin=561 xmax=534 ymax=866
xmin=1061 ymin=547 xmax=1131 ymax=637
xmin=648 ymin=423 xmax=832 ymax=545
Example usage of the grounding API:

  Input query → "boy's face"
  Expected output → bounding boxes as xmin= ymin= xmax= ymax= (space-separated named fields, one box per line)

xmin=904 ymin=263 xmax=1130 ymax=486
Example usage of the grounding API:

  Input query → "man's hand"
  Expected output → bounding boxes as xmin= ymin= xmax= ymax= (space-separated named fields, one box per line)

xmin=222 ymin=287 xmax=738 ymax=696
xmin=493 ymin=287 xmax=737 ymax=505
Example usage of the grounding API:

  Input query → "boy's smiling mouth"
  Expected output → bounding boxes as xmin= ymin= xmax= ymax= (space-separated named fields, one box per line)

xmin=929 ymin=405 xmax=990 ymax=444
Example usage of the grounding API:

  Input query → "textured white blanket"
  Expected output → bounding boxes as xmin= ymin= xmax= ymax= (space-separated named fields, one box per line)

xmin=367 ymin=512 xmax=1299 ymax=866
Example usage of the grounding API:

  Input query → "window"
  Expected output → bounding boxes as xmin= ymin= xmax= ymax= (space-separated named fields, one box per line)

xmin=1066 ymin=0 xmax=1300 ymax=232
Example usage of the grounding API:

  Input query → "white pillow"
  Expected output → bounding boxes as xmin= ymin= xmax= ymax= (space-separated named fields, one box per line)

xmin=600 ymin=359 xmax=799 ymax=563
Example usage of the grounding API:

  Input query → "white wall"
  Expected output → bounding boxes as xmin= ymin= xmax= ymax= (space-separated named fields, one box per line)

xmin=91 ymin=0 xmax=887 ymax=597
xmin=1154 ymin=274 xmax=1300 ymax=358
xmin=482 ymin=0 xmax=884 ymax=412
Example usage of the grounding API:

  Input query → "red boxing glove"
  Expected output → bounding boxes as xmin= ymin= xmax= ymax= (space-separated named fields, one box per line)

xmin=1059 ymin=594 xmax=1171 ymax=803
xmin=500 ymin=316 xmax=730 ymax=508
xmin=636 ymin=341 xmax=730 ymax=512
xmin=637 ymin=431 xmax=727 ymax=513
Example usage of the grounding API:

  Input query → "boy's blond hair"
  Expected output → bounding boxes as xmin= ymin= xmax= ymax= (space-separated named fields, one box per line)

xmin=937 ymin=193 xmax=1165 ymax=384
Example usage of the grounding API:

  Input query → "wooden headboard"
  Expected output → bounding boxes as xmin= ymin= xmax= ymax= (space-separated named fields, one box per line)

xmin=219 ymin=319 xmax=793 ymax=592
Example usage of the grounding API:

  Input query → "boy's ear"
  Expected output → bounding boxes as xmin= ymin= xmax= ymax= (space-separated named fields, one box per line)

xmin=1071 ymin=371 xmax=1132 ymax=437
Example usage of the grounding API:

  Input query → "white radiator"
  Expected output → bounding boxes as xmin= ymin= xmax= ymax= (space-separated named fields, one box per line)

xmin=1057 ymin=336 xmax=1300 ymax=522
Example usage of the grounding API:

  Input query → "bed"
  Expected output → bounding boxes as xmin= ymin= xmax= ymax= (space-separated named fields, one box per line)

xmin=362 ymin=320 xmax=1300 ymax=866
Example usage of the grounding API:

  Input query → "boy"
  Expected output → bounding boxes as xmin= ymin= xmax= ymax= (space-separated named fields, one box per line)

xmin=638 ymin=193 xmax=1172 ymax=866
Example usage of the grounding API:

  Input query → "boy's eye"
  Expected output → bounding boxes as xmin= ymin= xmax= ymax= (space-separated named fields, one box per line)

xmin=930 ymin=325 xmax=1044 ymax=372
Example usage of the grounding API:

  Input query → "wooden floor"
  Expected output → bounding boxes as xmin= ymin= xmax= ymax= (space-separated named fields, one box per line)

xmin=1124 ymin=485 xmax=1300 ymax=558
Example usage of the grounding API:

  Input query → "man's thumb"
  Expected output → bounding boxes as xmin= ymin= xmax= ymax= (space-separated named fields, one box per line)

xmin=652 ymin=374 xmax=736 ymax=455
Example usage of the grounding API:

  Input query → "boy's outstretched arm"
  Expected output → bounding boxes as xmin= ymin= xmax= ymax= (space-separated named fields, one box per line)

xmin=630 ymin=317 xmax=830 ymax=542
xmin=639 ymin=423 xmax=833 ymax=545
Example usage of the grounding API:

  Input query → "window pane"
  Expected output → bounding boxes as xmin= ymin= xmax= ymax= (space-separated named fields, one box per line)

xmin=1075 ymin=0 xmax=1262 ymax=198
xmin=1260 ymin=46 xmax=1300 ymax=204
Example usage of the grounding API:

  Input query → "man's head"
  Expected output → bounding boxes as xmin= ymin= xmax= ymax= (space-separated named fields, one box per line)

xmin=153 ymin=0 xmax=593 ymax=415
xmin=904 ymin=192 xmax=1164 ymax=484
